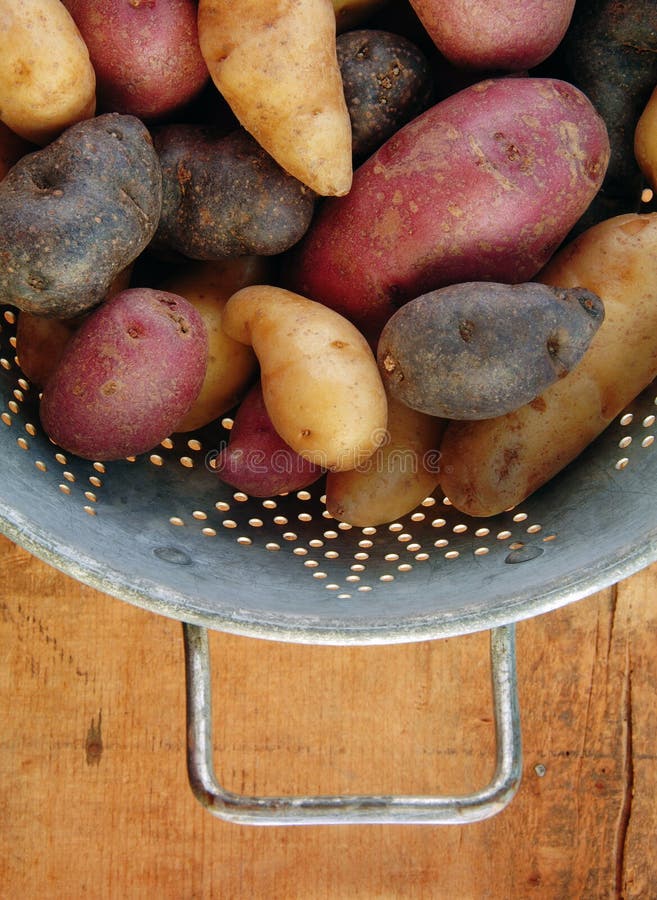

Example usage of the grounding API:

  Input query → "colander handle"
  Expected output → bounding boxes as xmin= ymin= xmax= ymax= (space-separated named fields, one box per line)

xmin=182 ymin=622 xmax=522 ymax=826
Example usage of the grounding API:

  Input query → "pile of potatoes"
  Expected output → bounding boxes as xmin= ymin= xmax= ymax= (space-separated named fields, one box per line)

xmin=2 ymin=0 xmax=657 ymax=527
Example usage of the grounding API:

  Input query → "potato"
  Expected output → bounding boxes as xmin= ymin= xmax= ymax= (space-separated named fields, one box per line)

xmin=39 ymin=288 xmax=208 ymax=461
xmin=0 ymin=0 xmax=96 ymax=145
xmin=337 ymin=29 xmax=434 ymax=162
xmin=15 ymin=313 xmax=78 ymax=390
xmin=439 ymin=213 xmax=657 ymax=517
xmin=408 ymin=0 xmax=575 ymax=72
xmin=161 ymin=258 xmax=268 ymax=433
xmin=152 ymin=126 xmax=315 ymax=261
xmin=635 ymin=86 xmax=657 ymax=192
xmin=551 ymin=0 xmax=657 ymax=232
xmin=62 ymin=0 xmax=209 ymax=121
xmin=285 ymin=77 xmax=610 ymax=339
xmin=197 ymin=0 xmax=353 ymax=197
xmin=377 ymin=282 xmax=605 ymax=419
xmin=15 ymin=263 xmax=133 ymax=388
xmin=221 ymin=285 xmax=388 ymax=471
xmin=0 ymin=113 xmax=162 ymax=319
xmin=0 ymin=121 xmax=33 ymax=181
xmin=212 ymin=382 xmax=324 ymax=497
xmin=325 ymin=396 xmax=444 ymax=526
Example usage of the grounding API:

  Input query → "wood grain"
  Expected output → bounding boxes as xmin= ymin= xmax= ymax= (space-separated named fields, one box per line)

xmin=1 ymin=531 xmax=656 ymax=899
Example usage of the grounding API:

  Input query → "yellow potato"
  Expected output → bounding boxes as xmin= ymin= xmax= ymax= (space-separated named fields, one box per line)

xmin=163 ymin=258 xmax=267 ymax=433
xmin=635 ymin=85 xmax=657 ymax=191
xmin=222 ymin=285 xmax=387 ymax=471
xmin=197 ymin=0 xmax=352 ymax=197
xmin=325 ymin=396 xmax=445 ymax=526
xmin=0 ymin=0 xmax=96 ymax=145
xmin=439 ymin=213 xmax=657 ymax=517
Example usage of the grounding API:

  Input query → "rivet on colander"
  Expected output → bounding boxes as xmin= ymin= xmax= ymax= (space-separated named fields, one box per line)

xmin=154 ymin=546 xmax=193 ymax=565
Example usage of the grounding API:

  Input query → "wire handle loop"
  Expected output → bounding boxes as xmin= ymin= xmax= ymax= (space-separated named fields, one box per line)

xmin=182 ymin=622 xmax=522 ymax=826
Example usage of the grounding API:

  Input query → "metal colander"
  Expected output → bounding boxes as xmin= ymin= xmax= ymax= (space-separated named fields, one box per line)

xmin=2 ymin=301 xmax=657 ymax=825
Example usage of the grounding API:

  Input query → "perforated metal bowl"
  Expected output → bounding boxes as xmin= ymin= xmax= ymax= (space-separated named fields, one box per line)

xmin=2 ymin=302 xmax=657 ymax=824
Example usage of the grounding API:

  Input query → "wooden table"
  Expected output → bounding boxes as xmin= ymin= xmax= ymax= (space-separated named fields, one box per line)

xmin=1 ymin=530 xmax=655 ymax=898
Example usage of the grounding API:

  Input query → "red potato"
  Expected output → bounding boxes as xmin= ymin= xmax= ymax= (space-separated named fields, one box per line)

xmin=62 ymin=0 xmax=209 ymax=121
xmin=285 ymin=77 xmax=610 ymax=339
xmin=212 ymin=382 xmax=323 ymax=497
xmin=408 ymin=0 xmax=576 ymax=72
xmin=39 ymin=288 xmax=208 ymax=461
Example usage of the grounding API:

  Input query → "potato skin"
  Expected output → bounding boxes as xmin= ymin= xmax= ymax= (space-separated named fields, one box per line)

xmin=634 ymin=86 xmax=657 ymax=192
xmin=15 ymin=314 xmax=78 ymax=390
xmin=0 ymin=0 xmax=96 ymax=145
xmin=377 ymin=282 xmax=604 ymax=419
xmin=439 ymin=213 xmax=657 ymax=517
xmin=0 ymin=114 xmax=162 ymax=319
xmin=409 ymin=0 xmax=575 ymax=71
xmin=39 ymin=288 xmax=208 ymax=461
xmin=337 ymin=29 xmax=433 ymax=162
xmin=222 ymin=285 xmax=388 ymax=471
xmin=163 ymin=257 xmax=268 ymax=432
xmin=197 ymin=0 xmax=352 ymax=197
xmin=325 ymin=396 xmax=445 ymax=526
xmin=153 ymin=126 xmax=315 ymax=261
xmin=286 ymin=77 xmax=610 ymax=339
xmin=62 ymin=0 xmax=209 ymax=121
xmin=213 ymin=382 xmax=324 ymax=497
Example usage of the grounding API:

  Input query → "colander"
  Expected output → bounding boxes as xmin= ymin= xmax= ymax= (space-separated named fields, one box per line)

xmin=2 ymin=301 xmax=657 ymax=826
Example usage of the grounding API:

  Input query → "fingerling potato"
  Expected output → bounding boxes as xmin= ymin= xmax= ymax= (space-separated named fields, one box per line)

xmin=221 ymin=285 xmax=388 ymax=471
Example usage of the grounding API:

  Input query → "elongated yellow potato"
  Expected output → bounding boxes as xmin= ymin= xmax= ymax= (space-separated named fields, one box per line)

xmin=197 ymin=0 xmax=352 ymax=197
xmin=439 ymin=213 xmax=657 ymax=517
xmin=0 ymin=0 xmax=96 ymax=145
xmin=164 ymin=258 xmax=269 ymax=433
xmin=635 ymin=86 xmax=657 ymax=191
xmin=222 ymin=285 xmax=387 ymax=471
xmin=325 ymin=396 xmax=445 ymax=526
